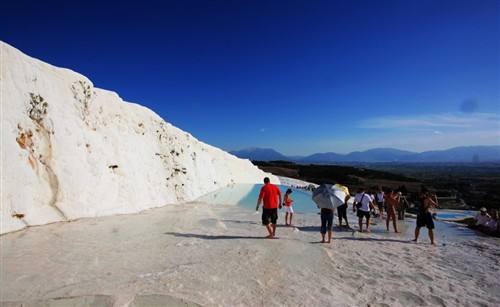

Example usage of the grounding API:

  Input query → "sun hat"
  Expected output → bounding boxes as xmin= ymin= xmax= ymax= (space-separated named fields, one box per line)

xmin=480 ymin=207 xmax=487 ymax=212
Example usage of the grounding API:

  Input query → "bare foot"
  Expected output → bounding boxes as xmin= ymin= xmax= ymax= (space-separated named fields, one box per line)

xmin=366 ymin=229 xmax=371 ymax=233
xmin=411 ymin=239 xmax=418 ymax=243
xmin=395 ymin=230 xmax=400 ymax=233
xmin=326 ymin=240 xmax=331 ymax=243
xmin=431 ymin=242 xmax=436 ymax=246
xmin=266 ymin=235 xmax=274 ymax=239
xmin=321 ymin=240 xmax=325 ymax=243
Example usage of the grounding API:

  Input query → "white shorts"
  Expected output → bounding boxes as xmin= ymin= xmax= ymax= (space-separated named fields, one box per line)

xmin=284 ymin=206 xmax=294 ymax=213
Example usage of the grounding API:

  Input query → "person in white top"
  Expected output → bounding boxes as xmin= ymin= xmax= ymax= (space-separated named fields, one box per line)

xmin=484 ymin=210 xmax=499 ymax=236
xmin=469 ymin=207 xmax=491 ymax=231
xmin=352 ymin=187 xmax=375 ymax=233
xmin=375 ymin=187 xmax=385 ymax=218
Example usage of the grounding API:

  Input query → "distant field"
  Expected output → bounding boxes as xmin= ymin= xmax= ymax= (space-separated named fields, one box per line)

xmin=254 ymin=161 xmax=500 ymax=211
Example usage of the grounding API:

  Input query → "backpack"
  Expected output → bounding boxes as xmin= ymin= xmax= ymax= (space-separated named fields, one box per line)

xmin=354 ymin=194 xmax=365 ymax=209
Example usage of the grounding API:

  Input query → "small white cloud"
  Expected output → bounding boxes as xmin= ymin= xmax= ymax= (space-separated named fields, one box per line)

xmin=433 ymin=130 xmax=443 ymax=134
xmin=359 ymin=112 xmax=499 ymax=130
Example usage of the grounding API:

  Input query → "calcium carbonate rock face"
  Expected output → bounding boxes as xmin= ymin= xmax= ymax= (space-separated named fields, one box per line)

xmin=0 ymin=41 xmax=278 ymax=234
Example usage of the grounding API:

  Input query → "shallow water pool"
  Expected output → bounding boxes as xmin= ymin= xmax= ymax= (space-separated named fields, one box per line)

xmin=434 ymin=210 xmax=476 ymax=220
xmin=196 ymin=184 xmax=318 ymax=213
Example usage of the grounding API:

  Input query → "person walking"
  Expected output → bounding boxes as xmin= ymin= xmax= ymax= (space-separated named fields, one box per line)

xmin=337 ymin=194 xmax=351 ymax=229
xmin=256 ymin=177 xmax=283 ymax=239
xmin=412 ymin=188 xmax=438 ymax=245
xmin=396 ymin=193 xmax=408 ymax=220
xmin=384 ymin=189 xmax=400 ymax=233
xmin=283 ymin=188 xmax=294 ymax=226
xmin=353 ymin=188 xmax=374 ymax=233
xmin=375 ymin=187 xmax=385 ymax=218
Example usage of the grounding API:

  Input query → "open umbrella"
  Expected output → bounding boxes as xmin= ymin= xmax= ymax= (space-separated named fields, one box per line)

xmin=312 ymin=184 xmax=350 ymax=210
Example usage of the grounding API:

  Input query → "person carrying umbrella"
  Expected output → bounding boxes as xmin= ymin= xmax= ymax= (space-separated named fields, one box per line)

xmin=312 ymin=184 xmax=350 ymax=243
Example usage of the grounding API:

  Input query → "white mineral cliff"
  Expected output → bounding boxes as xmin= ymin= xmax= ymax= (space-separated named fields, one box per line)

xmin=0 ymin=41 xmax=278 ymax=234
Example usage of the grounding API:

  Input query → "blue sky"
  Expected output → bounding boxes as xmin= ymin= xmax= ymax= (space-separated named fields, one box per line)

xmin=2 ymin=0 xmax=499 ymax=155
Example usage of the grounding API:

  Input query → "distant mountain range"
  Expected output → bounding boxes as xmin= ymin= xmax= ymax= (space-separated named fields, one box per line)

xmin=229 ymin=146 xmax=500 ymax=163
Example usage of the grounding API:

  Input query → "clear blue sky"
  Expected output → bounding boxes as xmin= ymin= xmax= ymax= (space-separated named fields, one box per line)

xmin=2 ymin=0 xmax=499 ymax=155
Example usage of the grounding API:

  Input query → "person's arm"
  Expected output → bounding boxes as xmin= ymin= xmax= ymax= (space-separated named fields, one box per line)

xmin=395 ymin=194 xmax=401 ymax=206
xmin=256 ymin=197 xmax=262 ymax=211
xmin=369 ymin=196 xmax=375 ymax=209
xmin=424 ymin=196 xmax=437 ymax=211
xmin=278 ymin=191 xmax=283 ymax=208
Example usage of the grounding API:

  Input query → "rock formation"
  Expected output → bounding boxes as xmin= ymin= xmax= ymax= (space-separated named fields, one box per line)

xmin=1 ymin=41 xmax=277 ymax=234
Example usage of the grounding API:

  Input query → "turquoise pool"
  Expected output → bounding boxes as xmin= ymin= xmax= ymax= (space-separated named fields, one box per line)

xmin=435 ymin=210 xmax=477 ymax=220
xmin=196 ymin=184 xmax=318 ymax=213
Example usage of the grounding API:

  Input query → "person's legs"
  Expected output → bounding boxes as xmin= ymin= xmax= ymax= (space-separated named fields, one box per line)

xmin=271 ymin=209 xmax=278 ymax=237
xmin=358 ymin=217 xmax=363 ymax=232
xmin=289 ymin=213 xmax=294 ymax=226
xmin=326 ymin=213 xmax=333 ymax=243
xmin=366 ymin=214 xmax=371 ymax=233
xmin=266 ymin=224 xmax=273 ymax=238
xmin=413 ymin=226 xmax=421 ymax=242
xmin=386 ymin=211 xmax=391 ymax=231
xmin=428 ymin=229 xmax=434 ymax=245
xmin=320 ymin=214 xmax=327 ymax=242
xmin=337 ymin=207 xmax=343 ymax=227
xmin=285 ymin=212 xmax=289 ymax=225
xmin=426 ymin=213 xmax=435 ymax=244
xmin=343 ymin=207 xmax=349 ymax=228
xmin=392 ymin=210 xmax=400 ymax=233
xmin=262 ymin=210 xmax=273 ymax=238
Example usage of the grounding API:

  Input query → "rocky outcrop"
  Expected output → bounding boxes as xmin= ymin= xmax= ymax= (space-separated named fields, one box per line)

xmin=1 ymin=42 xmax=277 ymax=234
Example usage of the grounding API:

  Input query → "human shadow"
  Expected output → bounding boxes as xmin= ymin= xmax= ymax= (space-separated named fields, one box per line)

xmin=209 ymin=219 xmax=260 ymax=225
xmin=164 ymin=232 xmax=270 ymax=240
xmin=337 ymin=236 xmax=411 ymax=243
xmin=296 ymin=226 xmax=321 ymax=232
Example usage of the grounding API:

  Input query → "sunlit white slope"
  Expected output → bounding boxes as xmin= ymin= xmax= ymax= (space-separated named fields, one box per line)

xmin=0 ymin=41 xmax=278 ymax=234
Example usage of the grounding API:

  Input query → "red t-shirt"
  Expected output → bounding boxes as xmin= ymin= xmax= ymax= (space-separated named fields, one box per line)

xmin=259 ymin=184 xmax=282 ymax=209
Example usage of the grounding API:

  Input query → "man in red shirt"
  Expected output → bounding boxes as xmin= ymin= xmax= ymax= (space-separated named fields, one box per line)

xmin=256 ymin=177 xmax=283 ymax=239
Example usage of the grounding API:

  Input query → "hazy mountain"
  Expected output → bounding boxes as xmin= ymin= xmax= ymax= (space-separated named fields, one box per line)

xmin=229 ymin=147 xmax=288 ymax=161
xmin=299 ymin=152 xmax=345 ymax=163
xmin=231 ymin=146 xmax=500 ymax=163
xmin=343 ymin=148 xmax=415 ymax=162
xmin=414 ymin=146 xmax=500 ymax=162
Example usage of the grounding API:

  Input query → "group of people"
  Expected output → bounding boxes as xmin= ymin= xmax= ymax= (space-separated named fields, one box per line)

xmin=468 ymin=207 xmax=500 ymax=236
xmin=347 ymin=187 xmax=406 ymax=234
xmin=255 ymin=177 xmax=499 ymax=244
xmin=255 ymin=178 xmax=439 ymax=244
